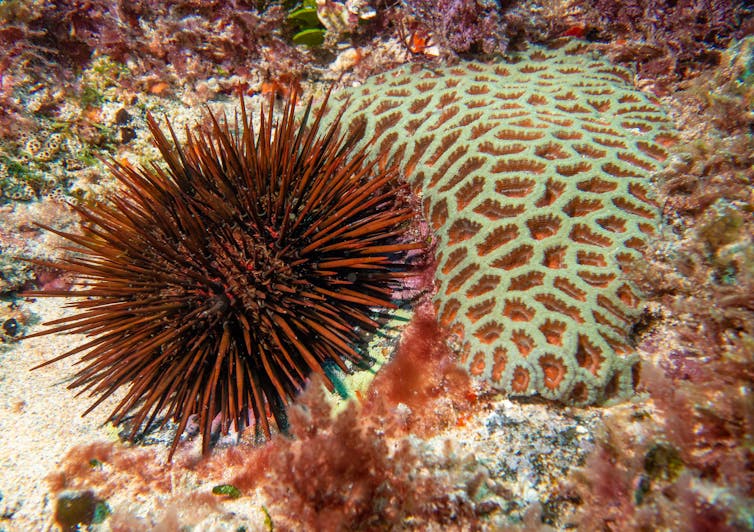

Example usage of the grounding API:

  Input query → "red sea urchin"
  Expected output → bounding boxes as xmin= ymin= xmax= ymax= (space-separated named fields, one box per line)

xmin=24 ymin=89 xmax=425 ymax=458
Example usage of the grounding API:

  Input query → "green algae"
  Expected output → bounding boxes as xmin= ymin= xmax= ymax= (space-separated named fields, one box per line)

xmin=212 ymin=484 xmax=242 ymax=499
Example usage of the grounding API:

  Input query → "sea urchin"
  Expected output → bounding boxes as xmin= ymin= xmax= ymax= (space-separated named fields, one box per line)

xmin=25 ymin=89 xmax=424 ymax=457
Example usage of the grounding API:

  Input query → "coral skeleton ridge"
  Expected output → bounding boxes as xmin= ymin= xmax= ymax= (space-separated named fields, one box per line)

xmin=335 ymin=40 xmax=675 ymax=404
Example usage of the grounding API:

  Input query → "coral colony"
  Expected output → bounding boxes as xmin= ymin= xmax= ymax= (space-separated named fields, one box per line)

xmin=24 ymin=90 xmax=425 ymax=458
xmin=334 ymin=40 xmax=674 ymax=404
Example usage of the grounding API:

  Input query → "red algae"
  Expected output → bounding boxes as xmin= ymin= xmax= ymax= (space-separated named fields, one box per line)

xmin=364 ymin=300 xmax=476 ymax=437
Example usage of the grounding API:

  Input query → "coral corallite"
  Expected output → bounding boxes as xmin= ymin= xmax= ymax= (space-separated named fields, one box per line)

xmin=25 ymin=90 xmax=424 ymax=457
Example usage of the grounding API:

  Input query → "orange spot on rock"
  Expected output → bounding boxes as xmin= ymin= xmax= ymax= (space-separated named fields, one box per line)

xmin=149 ymin=82 xmax=170 ymax=95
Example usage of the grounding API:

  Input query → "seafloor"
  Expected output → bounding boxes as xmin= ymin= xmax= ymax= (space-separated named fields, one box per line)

xmin=0 ymin=1 xmax=753 ymax=531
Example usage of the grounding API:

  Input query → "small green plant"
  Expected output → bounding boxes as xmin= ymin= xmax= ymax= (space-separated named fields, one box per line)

xmin=79 ymin=84 xmax=104 ymax=107
xmin=212 ymin=484 xmax=242 ymax=499
xmin=79 ymin=56 xmax=128 ymax=107
xmin=262 ymin=505 xmax=274 ymax=531
xmin=287 ymin=0 xmax=326 ymax=46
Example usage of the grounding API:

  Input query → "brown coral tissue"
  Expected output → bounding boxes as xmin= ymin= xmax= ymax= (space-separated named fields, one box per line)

xmin=24 ymin=88 xmax=425 ymax=458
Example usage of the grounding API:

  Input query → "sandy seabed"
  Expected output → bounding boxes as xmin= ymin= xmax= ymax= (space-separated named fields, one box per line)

xmin=0 ymin=298 xmax=125 ymax=530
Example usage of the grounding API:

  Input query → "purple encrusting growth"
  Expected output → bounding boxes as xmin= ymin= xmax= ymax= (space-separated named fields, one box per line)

xmin=403 ymin=0 xmax=506 ymax=55
xmin=0 ymin=0 xmax=293 ymax=81
xmin=0 ymin=0 xmax=304 ymax=135
xmin=576 ymin=0 xmax=752 ymax=86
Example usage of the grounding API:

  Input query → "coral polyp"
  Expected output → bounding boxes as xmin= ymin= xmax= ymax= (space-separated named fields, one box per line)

xmin=25 ymin=90 xmax=424 ymax=457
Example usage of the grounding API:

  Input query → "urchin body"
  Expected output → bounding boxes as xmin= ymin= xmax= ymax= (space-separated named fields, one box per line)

xmin=26 ymin=90 xmax=424 ymax=457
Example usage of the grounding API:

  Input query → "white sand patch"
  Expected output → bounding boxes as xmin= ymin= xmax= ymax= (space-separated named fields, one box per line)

xmin=0 ymin=297 xmax=125 ymax=530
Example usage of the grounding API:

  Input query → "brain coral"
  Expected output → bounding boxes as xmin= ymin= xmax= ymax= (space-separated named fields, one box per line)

xmin=333 ymin=40 xmax=675 ymax=404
